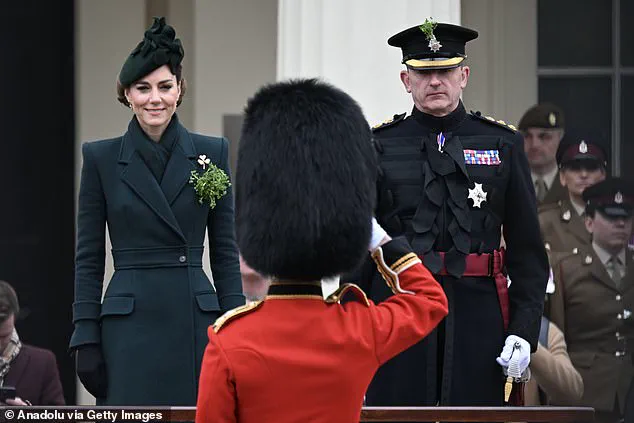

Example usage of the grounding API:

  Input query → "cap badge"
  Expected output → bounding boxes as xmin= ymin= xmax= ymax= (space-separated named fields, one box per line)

xmin=548 ymin=112 xmax=557 ymax=127
xmin=615 ymin=191 xmax=623 ymax=204
xmin=468 ymin=182 xmax=487 ymax=208
xmin=579 ymin=140 xmax=588 ymax=154
xmin=419 ymin=18 xmax=442 ymax=52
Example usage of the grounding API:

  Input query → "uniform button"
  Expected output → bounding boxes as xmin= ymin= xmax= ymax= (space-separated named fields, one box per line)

xmin=179 ymin=255 xmax=187 ymax=263
xmin=616 ymin=331 xmax=621 ymax=337
xmin=617 ymin=314 xmax=623 ymax=320
xmin=615 ymin=351 xmax=622 ymax=357
xmin=616 ymin=294 xmax=622 ymax=301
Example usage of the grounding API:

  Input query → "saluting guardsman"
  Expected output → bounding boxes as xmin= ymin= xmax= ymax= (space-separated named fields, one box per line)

xmin=547 ymin=177 xmax=634 ymax=423
xmin=195 ymin=79 xmax=448 ymax=423
xmin=344 ymin=19 xmax=549 ymax=411
xmin=539 ymin=130 xmax=608 ymax=255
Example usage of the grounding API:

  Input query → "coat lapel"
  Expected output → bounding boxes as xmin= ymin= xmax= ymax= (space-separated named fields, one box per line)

xmin=561 ymin=197 xmax=591 ymax=245
xmin=118 ymin=130 xmax=186 ymax=242
xmin=622 ymin=249 xmax=634 ymax=295
xmin=588 ymin=249 xmax=619 ymax=291
xmin=161 ymin=124 xmax=197 ymax=205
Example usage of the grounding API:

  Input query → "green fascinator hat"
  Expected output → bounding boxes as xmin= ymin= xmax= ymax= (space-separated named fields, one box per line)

xmin=118 ymin=17 xmax=184 ymax=86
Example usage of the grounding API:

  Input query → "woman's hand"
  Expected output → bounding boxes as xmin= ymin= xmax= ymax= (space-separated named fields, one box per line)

xmin=5 ymin=397 xmax=30 ymax=406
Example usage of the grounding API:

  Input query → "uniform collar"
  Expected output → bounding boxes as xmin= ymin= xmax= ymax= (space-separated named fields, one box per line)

xmin=411 ymin=100 xmax=467 ymax=133
xmin=592 ymin=242 xmax=626 ymax=267
xmin=531 ymin=165 xmax=559 ymax=190
xmin=266 ymin=281 xmax=324 ymax=300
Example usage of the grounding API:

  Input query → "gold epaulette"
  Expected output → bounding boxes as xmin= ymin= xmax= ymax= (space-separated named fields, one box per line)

xmin=213 ymin=301 xmax=263 ymax=333
xmin=372 ymin=113 xmax=406 ymax=132
xmin=325 ymin=283 xmax=370 ymax=307
xmin=470 ymin=111 xmax=517 ymax=132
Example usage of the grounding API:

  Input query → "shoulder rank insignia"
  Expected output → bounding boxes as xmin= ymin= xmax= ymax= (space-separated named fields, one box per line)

xmin=470 ymin=111 xmax=517 ymax=132
xmin=325 ymin=283 xmax=370 ymax=307
xmin=213 ymin=301 xmax=264 ymax=333
xmin=372 ymin=113 xmax=406 ymax=132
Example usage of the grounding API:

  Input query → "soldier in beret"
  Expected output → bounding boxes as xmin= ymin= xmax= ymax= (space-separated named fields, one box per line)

xmin=195 ymin=79 xmax=448 ymax=423
xmin=70 ymin=17 xmax=244 ymax=405
xmin=539 ymin=130 xmax=608 ymax=255
xmin=345 ymin=20 xmax=549 ymax=410
xmin=548 ymin=177 xmax=634 ymax=423
xmin=518 ymin=103 xmax=567 ymax=205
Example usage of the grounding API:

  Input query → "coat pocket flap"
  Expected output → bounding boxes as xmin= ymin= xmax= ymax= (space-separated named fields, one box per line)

xmin=100 ymin=296 xmax=135 ymax=318
xmin=195 ymin=293 xmax=221 ymax=312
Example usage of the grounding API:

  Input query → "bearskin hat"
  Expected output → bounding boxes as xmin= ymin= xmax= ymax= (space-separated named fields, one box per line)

xmin=236 ymin=79 xmax=376 ymax=281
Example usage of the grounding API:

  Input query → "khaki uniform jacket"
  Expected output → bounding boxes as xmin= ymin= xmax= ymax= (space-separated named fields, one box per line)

xmin=547 ymin=248 xmax=634 ymax=413
xmin=540 ymin=172 xmax=567 ymax=206
xmin=539 ymin=196 xmax=591 ymax=254
xmin=524 ymin=321 xmax=584 ymax=406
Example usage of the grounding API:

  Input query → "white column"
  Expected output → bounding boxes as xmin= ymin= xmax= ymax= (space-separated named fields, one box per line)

xmin=277 ymin=0 xmax=461 ymax=124
xmin=75 ymin=0 xmax=147 ymax=405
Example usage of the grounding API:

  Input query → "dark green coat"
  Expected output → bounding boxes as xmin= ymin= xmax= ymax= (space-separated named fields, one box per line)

xmin=70 ymin=121 xmax=245 ymax=405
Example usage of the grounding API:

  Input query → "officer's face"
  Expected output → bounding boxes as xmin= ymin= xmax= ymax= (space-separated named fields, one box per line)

xmin=560 ymin=163 xmax=606 ymax=199
xmin=400 ymin=66 xmax=469 ymax=117
xmin=585 ymin=212 xmax=633 ymax=253
xmin=125 ymin=65 xmax=182 ymax=138
xmin=522 ymin=128 xmax=563 ymax=171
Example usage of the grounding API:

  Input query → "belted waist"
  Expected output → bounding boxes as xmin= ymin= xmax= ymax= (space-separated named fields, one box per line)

xmin=112 ymin=246 xmax=204 ymax=270
xmin=421 ymin=249 xmax=505 ymax=277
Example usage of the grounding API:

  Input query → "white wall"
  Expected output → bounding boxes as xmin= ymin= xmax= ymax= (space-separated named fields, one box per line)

xmin=277 ymin=0 xmax=461 ymax=125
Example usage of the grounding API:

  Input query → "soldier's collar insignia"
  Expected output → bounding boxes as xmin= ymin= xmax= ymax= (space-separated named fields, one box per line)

xmin=419 ymin=18 xmax=442 ymax=52
xmin=579 ymin=141 xmax=588 ymax=154
xmin=615 ymin=191 xmax=623 ymax=204
xmin=468 ymin=182 xmax=487 ymax=208
xmin=548 ymin=112 xmax=557 ymax=127
xmin=584 ymin=254 xmax=593 ymax=265
xmin=562 ymin=209 xmax=571 ymax=221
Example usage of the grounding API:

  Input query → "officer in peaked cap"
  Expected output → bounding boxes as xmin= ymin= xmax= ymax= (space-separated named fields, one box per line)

xmin=548 ymin=177 xmax=634 ymax=423
xmin=343 ymin=19 xmax=549 ymax=411
xmin=518 ymin=103 xmax=567 ymax=205
xmin=539 ymin=130 xmax=608 ymax=255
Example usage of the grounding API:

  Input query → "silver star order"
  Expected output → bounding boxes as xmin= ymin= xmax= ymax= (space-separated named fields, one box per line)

xmin=468 ymin=183 xmax=487 ymax=208
xmin=428 ymin=38 xmax=442 ymax=52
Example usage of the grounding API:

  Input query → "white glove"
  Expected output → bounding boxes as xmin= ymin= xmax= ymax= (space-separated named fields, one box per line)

xmin=369 ymin=217 xmax=389 ymax=251
xmin=496 ymin=335 xmax=531 ymax=379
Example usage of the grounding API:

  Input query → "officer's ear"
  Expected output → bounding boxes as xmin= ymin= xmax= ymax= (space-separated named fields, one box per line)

xmin=400 ymin=69 xmax=412 ymax=93
xmin=459 ymin=65 xmax=470 ymax=89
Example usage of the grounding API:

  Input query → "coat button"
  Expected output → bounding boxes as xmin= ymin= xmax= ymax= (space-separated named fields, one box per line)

xmin=617 ymin=314 xmax=623 ymax=320
xmin=615 ymin=351 xmax=622 ymax=357
xmin=179 ymin=255 xmax=187 ymax=263
xmin=616 ymin=295 xmax=622 ymax=301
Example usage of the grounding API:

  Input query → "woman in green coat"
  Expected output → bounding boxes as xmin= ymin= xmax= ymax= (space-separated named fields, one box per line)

xmin=70 ymin=17 xmax=245 ymax=405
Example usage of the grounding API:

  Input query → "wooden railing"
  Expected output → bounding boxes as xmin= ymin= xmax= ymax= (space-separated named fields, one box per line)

xmin=2 ymin=406 xmax=594 ymax=422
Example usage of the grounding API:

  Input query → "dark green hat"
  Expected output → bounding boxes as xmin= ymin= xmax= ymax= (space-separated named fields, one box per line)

xmin=518 ymin=103 xmax=565 ymax=130
xmin=118 ymin=17 xmax=184 ymax=86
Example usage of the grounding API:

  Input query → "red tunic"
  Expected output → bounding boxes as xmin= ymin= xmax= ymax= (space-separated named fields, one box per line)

xmin=196 ymin=238 xmax=448 ymax=423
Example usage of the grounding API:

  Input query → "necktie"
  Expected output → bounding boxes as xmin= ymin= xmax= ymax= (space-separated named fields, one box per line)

xmin=535 ymin=178 xmax=548 ymax=202
xmin=607 ymin=257 xmax=623 ymax=288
